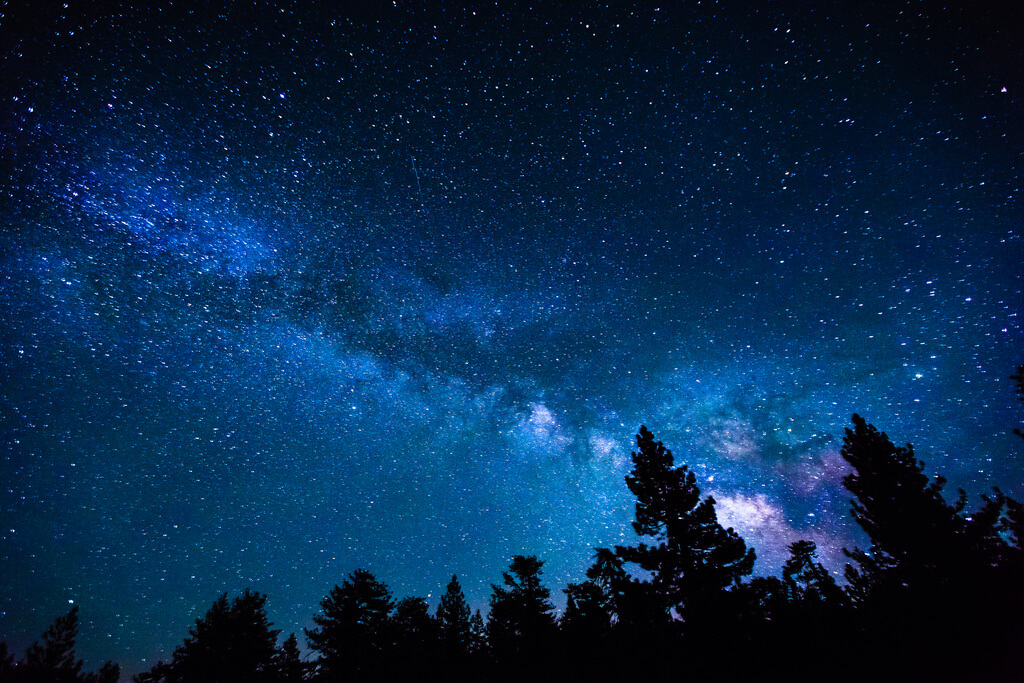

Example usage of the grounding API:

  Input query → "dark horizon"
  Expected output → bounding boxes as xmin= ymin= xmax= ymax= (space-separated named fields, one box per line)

xmin=7 ymin=417 xmax=1024 ymax=682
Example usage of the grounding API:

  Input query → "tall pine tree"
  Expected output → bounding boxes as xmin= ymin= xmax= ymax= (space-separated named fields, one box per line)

xmin=615 ymin=425 xmax=754 ymax=627
xmin=840 ymin=414 xmax=1024 ymax=679
xmin=305 ymin=569 xmax=394 ymax=680
xmin=436 ymin=575 xmax=472 ymax=660
xmin=387 ymin=597 xmax=440 ymax=677
xmin=487 ymin=555 xmax=556 ymax=667
xmin=841 ymin=414 xmax=977 ymax=603
xmin=134 ymin=590 xmax=280 ymax=683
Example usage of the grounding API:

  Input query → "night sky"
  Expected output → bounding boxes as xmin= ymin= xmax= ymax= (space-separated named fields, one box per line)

xmin=2 ymin=1 xmax=1022 ymax=676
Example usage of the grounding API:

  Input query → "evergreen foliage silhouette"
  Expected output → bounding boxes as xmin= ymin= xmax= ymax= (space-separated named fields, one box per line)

xmin=561 ymin=580 xmax=611 ymax=640
xmin=559 ymin=578 xmax=615 ymax=676
xmin=782 ymin=540 xmax=845 ymax=607
xmin=730 ymin=575 xmax=789 ymax=624
xmin=305 ymin=569 xmax=393 ymax=680
xmin=23 ymin=607 xmax=85 ymax=683
xmin=572 ymin=545 xmax=665 ymax=642
xmin=387 ymin=596 xmax=440 ymax=676
xmin=436 ymin=575 xmax=472 ymax=661
xmin=842 ymin=414 xmax=981 ymax=602
xmin=614 ymin=425 xmax=755 ymax=627
xmin=840 ymin=413 xmax=1024 ymax=679
xmin=6 ymin=606 xmax=119 ymax=683
xmin=487 ymin=555 xmax=557 ymax=667
xmin=134 ymin=590 xmax=281 ymax=683
xmin=467 ymin=610 xmax=487 ymax=658
xmin=12 ymin=413 xmax=1024 ymax=681
xmin=275 ymin=633 xmax=307 ymax=683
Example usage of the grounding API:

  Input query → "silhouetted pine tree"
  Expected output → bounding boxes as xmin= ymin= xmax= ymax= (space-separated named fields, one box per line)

xmin=386 ymin=596 xmax=440 ymax=677
xmin=275 ymin=633 xmax=308 ymax=683
xmin=777 ymin=541 xmax=850 ymax=673
xmin=305 ymin=569 xmax=393 ymax=681
xmin=467 ymin=610 xmax=487 ymax=659
xmin=561 ymin=580 xmax=611 ymax=641
xmin=559 ymin=578 xmax=616 ymax=679
xmin=135 ymin=590 xmax=280 ymax=683
xmin=782 ymin=540 xmax=845 ymax=607
xmin=487 ymin=555 xmax=557 ymax=671
xmin=615 ymin=426 xmax=755 ymax=630
xmin=840 ymin=414 xmax=1024 ymax=679
xmin=436 ymin=575 xmax=471 ymax=663
xmin=9 ymin=606 xmax=120 ymax=683
xmin=597 ymin=547 xmax=667 ymax=637
xmin=82 ymin=659 xmax=123 ymax=682
xmin=22 ymin=607 xmax=85 ymax=683
xmin=842 ymin=414 xmax=970 ymax=603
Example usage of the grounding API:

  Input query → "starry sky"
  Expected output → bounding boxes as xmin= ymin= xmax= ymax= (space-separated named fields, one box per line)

xmin=2 ymin=1 xmax=1022 ymax=676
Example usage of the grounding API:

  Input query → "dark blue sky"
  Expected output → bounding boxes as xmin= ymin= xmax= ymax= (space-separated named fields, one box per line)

xmin=2 ymin=1 xmax=1022 ymax=677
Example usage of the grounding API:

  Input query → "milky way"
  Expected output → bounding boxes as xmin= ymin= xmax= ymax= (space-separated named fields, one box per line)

xmin=2 ymin=2 xmax=1022 ymax=676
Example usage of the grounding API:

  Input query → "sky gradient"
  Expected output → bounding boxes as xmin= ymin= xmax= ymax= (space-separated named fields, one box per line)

xmin=2 ymin=1 xmax=1022 ymax=677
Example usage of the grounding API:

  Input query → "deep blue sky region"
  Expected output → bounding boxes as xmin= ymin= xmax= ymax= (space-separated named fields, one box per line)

xmin=2 ymin=1 xmax=1022 ymax=676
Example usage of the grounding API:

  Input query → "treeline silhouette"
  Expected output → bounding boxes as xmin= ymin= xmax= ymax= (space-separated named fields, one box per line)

xmin=4 ymin=415 xmax=1023 ymax=682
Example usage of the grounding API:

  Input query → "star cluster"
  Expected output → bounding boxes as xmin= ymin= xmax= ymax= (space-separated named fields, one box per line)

xmin=2 ymin=2 xmax=1022 ymax=676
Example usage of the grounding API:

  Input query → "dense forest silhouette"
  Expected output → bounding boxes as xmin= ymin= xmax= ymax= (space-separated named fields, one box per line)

xmin=4 ymin=409 xmax=1024 ymax=682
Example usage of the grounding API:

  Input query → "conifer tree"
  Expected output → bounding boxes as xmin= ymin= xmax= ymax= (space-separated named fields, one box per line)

xmin=487 ymin=555 xmax=556 ymax=665
xmin=388 ymin=596 xmax=440 ymax=676
xmin=22 ymin=606 xmax=85 ymax=682
xmin=276 ymin=633 xmax=307 ymax=683
xmin=839 ymin=414 xmax=1024 ymax=678
xmin=582 ymin=546 xmax=664 ymax=633
xmin=782 ymin=540 xmax=845 ymax=606
xmin=436 ymin=575 xmax=472 ymax=659
xmin=135 ymin=590 xmax=280 ymax=683
xmin=15 ymin=606 xmax=120 ymax=683
xmin=841 ymin=414 xmax=974 ymax=603
xmin=561 ymin=580 xmax=611 ymax=638
xmin=305 ymin=569 xmax=393 ymax=680
xmin=615 ymin=425 xmax=754 ymax=626
xmin=468 ymin=610 xmax=487 ymax=657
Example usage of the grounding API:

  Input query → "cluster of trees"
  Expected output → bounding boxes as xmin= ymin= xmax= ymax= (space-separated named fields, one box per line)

xmin=5 ymin=414 xmax=1024 ymax=681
